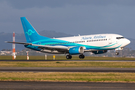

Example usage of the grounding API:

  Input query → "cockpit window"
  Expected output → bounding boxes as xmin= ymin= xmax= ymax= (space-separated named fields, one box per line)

xmin=116 ymin=37 xmax=124 ymax=39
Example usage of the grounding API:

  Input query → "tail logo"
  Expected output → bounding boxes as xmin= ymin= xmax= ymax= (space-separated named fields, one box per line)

xmin=26 ymin=29 xmax=35 ymax=35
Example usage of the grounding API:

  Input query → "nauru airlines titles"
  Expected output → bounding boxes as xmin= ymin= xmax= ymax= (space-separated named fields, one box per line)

xmin=6 ymin=17 xmax=130 ymax=59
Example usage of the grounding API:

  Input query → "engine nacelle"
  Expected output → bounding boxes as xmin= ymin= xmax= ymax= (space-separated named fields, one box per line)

xmin=92 ymin=50 xmax=107 ymax=54
xmin=69 ymin=47 xmax=84 ymax=55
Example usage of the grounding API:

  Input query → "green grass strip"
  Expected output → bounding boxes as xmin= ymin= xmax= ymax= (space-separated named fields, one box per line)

xmin=0 ymin=72 xmax=135 ymax=83
xmin=0 ymin=61 xmax=135 ymax=68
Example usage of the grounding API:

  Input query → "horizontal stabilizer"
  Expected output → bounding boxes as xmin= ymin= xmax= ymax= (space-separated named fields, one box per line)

xmin=5 ymin=41 xmax=32 ymax=45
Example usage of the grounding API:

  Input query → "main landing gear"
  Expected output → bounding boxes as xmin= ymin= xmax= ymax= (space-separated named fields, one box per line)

xmin=66 ymin=54 xmax=85 ymax=59
xmin=79 ymin=54 xmax=85 ymax=59
xmin=66 ymin=55 xmax=72 ymax=59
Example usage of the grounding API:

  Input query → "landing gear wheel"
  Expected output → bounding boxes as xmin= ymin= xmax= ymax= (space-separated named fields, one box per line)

xmin=115 ymin=52 xmax=119 ymax=55
xmin=66 ymin=55 xmax=72 ymax=59
xmin=79 ymin=54 xmax=85 ymax=59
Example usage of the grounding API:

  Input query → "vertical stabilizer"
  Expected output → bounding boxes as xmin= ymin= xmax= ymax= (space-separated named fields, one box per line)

xmin=20 ymin=17 xmax=49 ymax=43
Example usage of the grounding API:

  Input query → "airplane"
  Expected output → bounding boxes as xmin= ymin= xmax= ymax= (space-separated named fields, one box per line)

xmin=6 ymin=17 xmax=131 ymax=59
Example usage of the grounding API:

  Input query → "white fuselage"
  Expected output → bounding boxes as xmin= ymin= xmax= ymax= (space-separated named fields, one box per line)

xmin=56 ymin=34 xmax=130 ymax=50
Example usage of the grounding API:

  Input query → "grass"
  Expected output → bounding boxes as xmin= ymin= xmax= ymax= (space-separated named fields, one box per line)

xmin=0 ymin=56 xmax=135 ymax=60
xmin=0 ymin=61 xmax=135 ymax=68
xmin=0 ymin=72 xmax=135 ymax=82
xmin=0 ymin=56 xmax=135 ymax=83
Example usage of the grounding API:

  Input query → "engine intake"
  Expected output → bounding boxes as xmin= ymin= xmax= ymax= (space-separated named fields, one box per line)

xmin=69 ymin=47 xmax=84 ymax=55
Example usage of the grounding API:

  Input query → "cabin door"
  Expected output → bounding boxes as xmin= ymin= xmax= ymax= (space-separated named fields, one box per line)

xmin=108 ymin=36 xmax=112 ymax=44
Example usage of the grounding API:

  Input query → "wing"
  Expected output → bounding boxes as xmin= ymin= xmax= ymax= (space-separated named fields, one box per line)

xmin=5 ymin=41 xmax=32 ymax=45
xmin=6 ymin=41 xmax=69 ymax=52
xmin=32 ymin=44 xmax=69 ymax=52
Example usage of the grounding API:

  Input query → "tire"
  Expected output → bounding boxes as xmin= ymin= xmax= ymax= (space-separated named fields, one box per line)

xmin=115 ymin=52 xmax=119 ymax=55
xmin=66 ymin=55 xmax=72 ymax=59
xmin=79 ymin=54 xmax=85 ymax=59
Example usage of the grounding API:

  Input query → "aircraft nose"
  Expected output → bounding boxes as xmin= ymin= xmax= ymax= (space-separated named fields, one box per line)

xmin=125 ymin=39 xmax=130 ymax=45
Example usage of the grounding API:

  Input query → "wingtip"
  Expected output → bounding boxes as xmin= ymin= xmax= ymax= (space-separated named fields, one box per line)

xmin=5 ymin=41 xmax=8 ymax=43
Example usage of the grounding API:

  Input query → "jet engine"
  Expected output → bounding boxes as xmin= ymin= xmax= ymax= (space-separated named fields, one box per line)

xmin=69 ymin=47 xmax=84 ymax=55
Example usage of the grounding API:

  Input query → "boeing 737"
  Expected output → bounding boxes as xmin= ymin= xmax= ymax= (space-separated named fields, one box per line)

xmin=6 ymin=17 xmax=130 ymax=59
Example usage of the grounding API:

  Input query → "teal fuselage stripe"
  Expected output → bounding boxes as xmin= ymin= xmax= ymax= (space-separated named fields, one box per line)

xmin=25 ymin=38 xmax=121 ymax=51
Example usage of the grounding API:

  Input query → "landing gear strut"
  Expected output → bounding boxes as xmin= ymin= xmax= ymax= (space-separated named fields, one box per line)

xmin=115 ymin=52 xmax=119 ymax=55
xmin=79 ymin=54 xmax=85 ymax=59
xmin=66 ymin=55 xmax=72 ymax=59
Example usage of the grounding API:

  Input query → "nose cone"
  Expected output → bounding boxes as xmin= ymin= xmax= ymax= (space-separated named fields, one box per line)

xmin=127 ymin=39 xmax=130 ymax=45
xmin=125 ymin=39 xmax=130 ymax=46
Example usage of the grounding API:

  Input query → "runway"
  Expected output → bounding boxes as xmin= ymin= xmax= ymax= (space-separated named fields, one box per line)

xmin=1 ymin=67 xmax=135 ymax=72
xmin=0 ymin=60 xmax=135 ymax=90
xmin=0 ymin=81 xmax=134 ymax=90
xmin=0 ymin=60 xmax=135 ymax=62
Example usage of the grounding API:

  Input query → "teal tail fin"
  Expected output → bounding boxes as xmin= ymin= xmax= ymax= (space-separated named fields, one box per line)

xmin=20 ymin=17 xmax=49 ymax=43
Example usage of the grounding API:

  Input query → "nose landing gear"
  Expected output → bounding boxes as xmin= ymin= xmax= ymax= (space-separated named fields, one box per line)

xmin=115 ymin=52 xmax=119 ymax=55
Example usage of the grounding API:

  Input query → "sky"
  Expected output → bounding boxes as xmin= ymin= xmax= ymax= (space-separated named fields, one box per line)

xmin=0 ymin=0 xmax=135 ymax=38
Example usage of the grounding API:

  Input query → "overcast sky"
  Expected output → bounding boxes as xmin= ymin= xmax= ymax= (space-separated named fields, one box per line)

xmin=0 ymin=0 xmax=135 ymax=38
